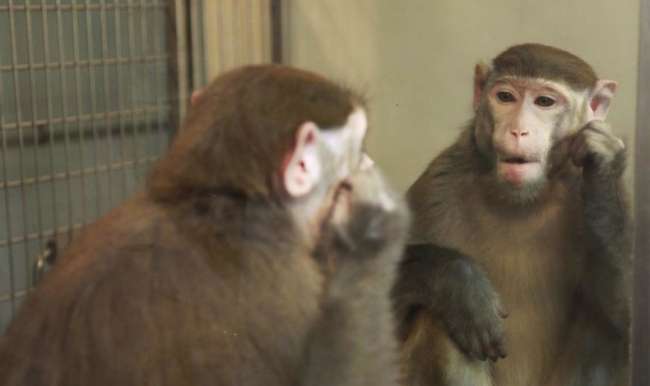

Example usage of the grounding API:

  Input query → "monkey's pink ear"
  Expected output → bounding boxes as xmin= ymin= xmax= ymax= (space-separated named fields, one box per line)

xmin=473 ymin=62 xmax=490 ymax=111
xmin=191 ymin=88 xmax=205 ymax=106
xmin=284 ymin=122 xmax=322 ymax=197
xmin=588 ymin=80 xmax=617 ymax=121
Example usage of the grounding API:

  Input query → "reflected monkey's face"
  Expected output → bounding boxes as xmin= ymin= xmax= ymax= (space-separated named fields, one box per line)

xmin=472 ymin=45 xmax=617 ymax=203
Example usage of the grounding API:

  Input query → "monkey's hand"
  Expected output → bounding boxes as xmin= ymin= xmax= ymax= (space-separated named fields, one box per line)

xmin=393 ymin=245 xmax=508 ymax=362
xmin=333 ymin=168 xmax=408 ymax=259
xmin=570 ymin=120 xmax=626 ymax=180
xmin=332 ymin=202 xmax=408 ymax=259
xmin=315 ymin=166 xmax=409 ymax=273
xmin=439 ymin=259 xmax=508 ymax=362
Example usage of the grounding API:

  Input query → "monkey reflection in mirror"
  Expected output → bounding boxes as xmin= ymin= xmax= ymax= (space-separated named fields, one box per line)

xmin=393 ymin=44 xmax=631 ymax=386
xmin=0 ymin=65 xmax=409 ymax=386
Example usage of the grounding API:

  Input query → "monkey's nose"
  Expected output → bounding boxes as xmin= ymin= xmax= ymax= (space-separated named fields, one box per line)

xmin=510 ymin=129 xmax=530 ymax=138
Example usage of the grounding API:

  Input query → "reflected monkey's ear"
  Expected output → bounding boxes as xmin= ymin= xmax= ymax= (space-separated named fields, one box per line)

xmin=473 ymin=62 xmax=491 ymax=111
xmin=587 ymin=80 xmax=617 ymax=122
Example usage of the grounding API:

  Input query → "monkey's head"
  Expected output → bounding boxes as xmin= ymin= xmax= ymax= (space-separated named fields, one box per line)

xmin=149 ymin=65 xmax=387 ymax=245
xmin=472 ymin=43 xmax=617 ymax=203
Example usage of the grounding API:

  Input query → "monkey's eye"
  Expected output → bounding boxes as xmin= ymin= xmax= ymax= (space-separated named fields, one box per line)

xmin=496 ymin=91 xmax=516 ymax=103
xmin=534 ymin=96 xmax=556 ymax=107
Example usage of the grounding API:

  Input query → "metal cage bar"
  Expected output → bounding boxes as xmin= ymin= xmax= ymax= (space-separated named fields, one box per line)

xmin=0 ymin=0 xmax=176 ymax=331
xmin=7 ymin=0 xmax=34 ymax=298
xmin=0 ymin=0 xmax=281 ymax=334
xmin=0 ymin=51 xmax=17 ymax=316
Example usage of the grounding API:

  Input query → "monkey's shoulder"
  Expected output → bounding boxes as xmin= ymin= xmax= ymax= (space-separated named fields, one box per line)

xmin=0 ymin=197 xmax=321 ymax=385
xmin=406 ymin=139 xmax=479 ymax=242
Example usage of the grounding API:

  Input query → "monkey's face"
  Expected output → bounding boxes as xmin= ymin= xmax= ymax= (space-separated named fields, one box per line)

xmin=479 ymin=76 xmax=616 ymax=200
xmin=282 ymin=108 xmax=374 ymax=244
xmin=486 ymin=77 xmax=575 ymax=188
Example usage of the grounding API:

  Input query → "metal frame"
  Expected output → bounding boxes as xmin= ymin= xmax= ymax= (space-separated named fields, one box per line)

xmin=633 ymin=0 xmax=650 ymax=384
xmin=170 ymin=0 xmax=188 ymax=128
xmin=189 ymin=0 xmax=206 ymax=89
xmin=271 ymin=0 xmax=282 ymax=63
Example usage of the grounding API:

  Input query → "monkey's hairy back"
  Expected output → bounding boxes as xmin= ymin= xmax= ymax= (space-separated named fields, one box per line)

xmin=0 ymin=194 xmax=322 ymax=386
xmin=407 ymin=129 xmax=587 ymax=385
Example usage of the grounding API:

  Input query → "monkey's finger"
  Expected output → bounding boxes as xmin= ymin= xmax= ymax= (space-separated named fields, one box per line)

xmin=494 ymin=337 xmax=508 ymax=359
xmin=586 ymin=120 xmax=613 ymax=135
xmin=582 ymin=125 xmax=625 ymax=156
xmin=585 ymin=128 xmax=622 ymax=149
xmin=449 ymin=330 xmax=469 ymax=358
xmin=570 ymin=134 xmax=591 ymax=167
xmin=569 ymin=130 xmax=585 ymax=153
xmin=468 ymin=333 xmax=486 ymax=361
xmin=449 ymin=327 xmax=479 ymax=360
xmin=585 ymin=136 xmax=614 ymax=161
xmin=581 ymin=132 xmax=624 ymax=169
xmin=480 ymin=331 xmax=498 ymax=362
xmin=497 ymin=304 xmax=509 ymax=319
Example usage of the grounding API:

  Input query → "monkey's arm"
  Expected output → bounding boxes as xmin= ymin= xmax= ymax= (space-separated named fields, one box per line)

xmin=573 ymin=120 xmax=632 ymax=336
xmin=391 ymin=243 xmax=507 ymax=362
xmin=546 ymin=123 xmax=632 ymax=386
xmin=300 ymin=204 xmax=406 ymax=386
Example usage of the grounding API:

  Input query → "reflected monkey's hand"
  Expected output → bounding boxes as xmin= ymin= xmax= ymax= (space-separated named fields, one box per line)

xmin=571 ymin=120 xmax=626 ymax=180
xmin=439 ymin=258 xmax=508 ymax=362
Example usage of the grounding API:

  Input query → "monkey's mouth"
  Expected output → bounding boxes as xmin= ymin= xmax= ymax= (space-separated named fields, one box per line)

xmin=497 ymin=156 xmax=543 ymax=186
xmin=501 ymin=156 xmax=535 ymax=164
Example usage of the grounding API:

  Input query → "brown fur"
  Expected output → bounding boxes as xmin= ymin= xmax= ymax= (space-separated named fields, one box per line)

xmin=0 ymin=65 xmax=404 ymax=386
xmin=492 ymin=43 xmax=598 ymax=90
xmin=149 ymin=65 xmax=363 ymax=201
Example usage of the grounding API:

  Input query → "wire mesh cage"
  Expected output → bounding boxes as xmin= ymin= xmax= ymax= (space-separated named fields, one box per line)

xmin=0 ymin=0 xmax=178 ymax=332
xmin=0 ymin=0 xmax=280 ymax=334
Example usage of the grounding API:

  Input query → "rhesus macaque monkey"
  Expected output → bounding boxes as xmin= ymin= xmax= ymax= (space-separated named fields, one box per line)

xmin=0 ymin=65 xmax=409 ymax=386
xmin=392 ymin=44 xmax=631 ymax=386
